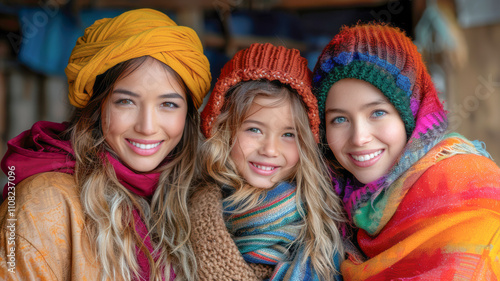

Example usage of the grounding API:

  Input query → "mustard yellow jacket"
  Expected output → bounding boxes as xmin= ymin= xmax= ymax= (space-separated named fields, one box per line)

xmin=0 ymin=172 xmax=99 ymax=280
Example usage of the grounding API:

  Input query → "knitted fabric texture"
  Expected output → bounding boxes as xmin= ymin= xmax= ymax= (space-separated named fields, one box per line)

xmin=312 ymin=23 xmax=440 ymax=138
xmin=340 ymin=135 xmax=500 ymax=280
xmin=224 ymin=182 xmax=342 ymax=281
xmin=65 ymin=8 xmax=211 ymax=109
xmin=313 ymin=22 xmax=500 ymax=280
xmin=313 ymin=23 xmax=449 ymax=233
xmin=201 ymin=43 xmax=320 ymax=142
xmin=189 ymin=184 xmax=273 ymax=280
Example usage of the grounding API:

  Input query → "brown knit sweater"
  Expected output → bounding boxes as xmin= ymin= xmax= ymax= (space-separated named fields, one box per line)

xmin=189 ymin=183 xmax=274 ymax=280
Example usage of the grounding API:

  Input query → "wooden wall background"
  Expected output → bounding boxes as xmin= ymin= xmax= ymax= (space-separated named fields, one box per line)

xmin=446 ymin=24 xmax=500 ymax=163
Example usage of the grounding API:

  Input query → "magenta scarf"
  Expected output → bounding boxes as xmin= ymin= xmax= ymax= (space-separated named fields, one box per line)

xmin=1 ymin=121 xmax=175 ymax=280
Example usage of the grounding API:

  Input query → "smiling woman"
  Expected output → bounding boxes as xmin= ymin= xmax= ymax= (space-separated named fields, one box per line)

xmin=102 ymin=57 xmax=188 ymax=173
xmin=324 ymin=78 xmax=407 ymax=184
xmin=0 ymin=8 xmax=211 ymax=281
xmin=312 ymin=22 xmax=500 ymax=280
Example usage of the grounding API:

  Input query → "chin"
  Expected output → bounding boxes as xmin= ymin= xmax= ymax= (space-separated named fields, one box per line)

xmin=354 ymin=173 xmax=382 ymax=185
xmin=128 ymin=162 xmax=161 ymax=173
xmin=249 ymin=181 xmax=274 ymax=189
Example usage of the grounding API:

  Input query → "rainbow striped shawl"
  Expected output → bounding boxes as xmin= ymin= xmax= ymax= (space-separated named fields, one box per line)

xmin=224 ymin=182 xmax=342 ymax=281
xmin=336 ymin=134 xmax=500 ymax=280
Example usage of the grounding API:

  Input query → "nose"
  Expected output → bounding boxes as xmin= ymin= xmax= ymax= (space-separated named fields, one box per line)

xmin=258 ymin=135 xmax=280 ymax=157
xmin=134 ymin=107 xmax=158 ymax=136
xmin=350 ymin=120 xmax=372 ymax=146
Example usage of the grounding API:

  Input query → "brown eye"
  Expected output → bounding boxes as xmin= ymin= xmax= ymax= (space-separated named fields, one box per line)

xmin=161 ymin=102 xmax=179 ymax=108
xmin=115 ymin=99 xmax=133 ymax=105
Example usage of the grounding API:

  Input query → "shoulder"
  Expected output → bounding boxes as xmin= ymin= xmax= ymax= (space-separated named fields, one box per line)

xmin=189 ymin=183 xmax=267 ymax=280
xmin=0 ymin=172 xmax=90 ymax=280
xmin=425 ymin=154 xmax=500 ymax=178
xmin=13 ymin=171 xmax=77 ymax=199
xmin=189 ymin=183 xmax=223 ymax=204
xmin=416 ymin=154 xmax=500 ymax=195
xmin=188 ymin=183 xmax=224 ymax=230
xmin=1 ymin=171 xmax=82 ymax=230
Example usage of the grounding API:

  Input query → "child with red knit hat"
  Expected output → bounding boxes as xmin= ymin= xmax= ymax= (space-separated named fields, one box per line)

xmin=313 ymin=22 xmax=500 ymax=280
xmin=189 ymin=43 xmax=345 ymax=280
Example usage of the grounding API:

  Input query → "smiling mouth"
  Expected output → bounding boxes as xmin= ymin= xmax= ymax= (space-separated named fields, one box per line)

xmin=251 ymin=163 xmax=277 ymax=171
xmin=351 ymin=150 xmax=383 ymax=162
xmin=128 ymin=140 xmax=162 ymax=150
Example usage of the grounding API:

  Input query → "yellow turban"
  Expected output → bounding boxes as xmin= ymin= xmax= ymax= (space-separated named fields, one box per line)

xmin=65 ymin=8 xmax=211 ymax=109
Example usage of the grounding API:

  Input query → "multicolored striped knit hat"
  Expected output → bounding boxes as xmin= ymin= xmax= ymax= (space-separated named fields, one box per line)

xmin=201 ymin=43 xmax=320 ymax=142
xmin=312 ymin=23 xmax=446 ymax=139
xmin=314 ymin=23 xmax=453 ymax=234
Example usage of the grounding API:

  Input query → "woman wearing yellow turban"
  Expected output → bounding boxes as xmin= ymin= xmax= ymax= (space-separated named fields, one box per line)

xmin=0 ymin=8 xmax=211 ymax=280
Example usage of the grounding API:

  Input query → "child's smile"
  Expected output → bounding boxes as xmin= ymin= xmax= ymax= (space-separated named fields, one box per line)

xmin=230 ymin=96 xmax=299 ymax=189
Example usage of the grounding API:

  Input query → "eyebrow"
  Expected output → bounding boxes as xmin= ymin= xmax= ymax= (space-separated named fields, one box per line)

xmin=243 ymin=119 xmax=295 ymax=131
xmin=325 ymin=98 xmax=389 ymax=115
xmin=112 ymin=89 xmax=185 ymax=100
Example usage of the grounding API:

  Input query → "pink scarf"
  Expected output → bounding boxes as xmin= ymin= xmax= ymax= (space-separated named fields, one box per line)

xmin=1 ymin=121 xmax=175 ymax=280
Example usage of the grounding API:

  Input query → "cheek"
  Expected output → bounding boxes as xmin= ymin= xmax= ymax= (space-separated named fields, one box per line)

xmin=379 ymin=120 xmax=407 ymax=152
xmin=285 ymin=142 xmax=300 ymax=167
xmin=326 ymin=127 xmax=344 ymax=154
xmin=230 ymin=138 xmax=247 ymax=173
xmin=104 ymin=109 xmax=132 ymax=137
xmin=162 ymin=110 xmax=188 ymax=138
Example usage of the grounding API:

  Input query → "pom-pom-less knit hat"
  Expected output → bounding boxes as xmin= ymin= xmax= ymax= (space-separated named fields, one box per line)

xmin=201 ymin=43 xmax=320 ymax=142
xmin=65 ymin=8 xmax=211 ymax=109
xmin=312 ymin=23 xmax=447 ymax=139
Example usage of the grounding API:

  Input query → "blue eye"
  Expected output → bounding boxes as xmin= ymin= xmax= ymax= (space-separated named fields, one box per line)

xmin=372 ymin=110 xmax=387 ymax=118
xmin=248 ymin=127 xmax=261 ymax=134
xmin=332 ymin=117 xmax=346 ymax=124
xmin=283 ymin=132 xmax=295 ymax=138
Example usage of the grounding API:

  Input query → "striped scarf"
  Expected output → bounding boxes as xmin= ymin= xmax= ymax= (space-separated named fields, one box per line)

xmin=224 ymin=182 xmax=342 ymax=281
xmin=334 ymin=132 xmax=492 ymax=236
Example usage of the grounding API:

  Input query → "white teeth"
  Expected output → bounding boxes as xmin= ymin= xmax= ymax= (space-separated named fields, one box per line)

xmin=252 ymin=163 xmax=275 ymax=171
xmin=352 ymin=150 xmax=382 ymax=162
xmin=130 ymin=141 xmax=161 ymax=150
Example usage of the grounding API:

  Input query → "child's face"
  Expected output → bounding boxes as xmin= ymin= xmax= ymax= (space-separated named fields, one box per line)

xmin=101 ymin=58 xmax=188 ymax=172
xmin=324 ymin=78 xmax=407 ymax=184
xmin=230 ymin=96 xmax=300 ymax=189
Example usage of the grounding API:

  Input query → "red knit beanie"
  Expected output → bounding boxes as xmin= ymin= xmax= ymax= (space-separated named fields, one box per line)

xmin=201 ymin=43 xmax=320 ymax=142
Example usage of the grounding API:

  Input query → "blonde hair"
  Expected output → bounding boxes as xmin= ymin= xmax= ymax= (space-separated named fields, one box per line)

xmin=200 ymin=80 xmax=345 ymax=279
xmin=67 ymin=56 xmax=198 ymax=280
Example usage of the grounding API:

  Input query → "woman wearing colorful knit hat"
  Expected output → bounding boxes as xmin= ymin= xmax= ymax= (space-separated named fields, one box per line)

xmin=0 ymin=8 xmax=211 ymax=280
xmin=313 ymin=22 xmax=500 ymax=280
xmin=189 ymin=43 xmax=345 ymax=280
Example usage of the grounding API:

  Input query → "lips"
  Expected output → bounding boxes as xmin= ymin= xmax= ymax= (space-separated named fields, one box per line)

xmin=249 ymin=162 xmax=279 ymax=176
xmin=126 ymin=139 xmax=163 ymax=156
xmin=129 ymin=140 xmax=162 ymax=150
xmin=349 ymin=149 xmax=384 ymax=167
xmin=351 ymin=150 xmax=382 ymax=162
xmin=252 ymin=163 xmax=276 ymax=171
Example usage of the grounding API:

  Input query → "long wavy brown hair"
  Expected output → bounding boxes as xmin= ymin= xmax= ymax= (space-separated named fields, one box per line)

xmin=66 ymin=56 xmax=199 ymax=280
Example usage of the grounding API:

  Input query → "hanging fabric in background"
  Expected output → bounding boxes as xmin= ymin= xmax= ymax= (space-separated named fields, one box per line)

xmin=15 ymin=8 xmax=126 ymax=76
xmin=455 ymin=0 xmax=500 ymax=28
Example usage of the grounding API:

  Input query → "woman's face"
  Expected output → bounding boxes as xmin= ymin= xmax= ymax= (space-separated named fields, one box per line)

xmin=230 ymin=96 xmax=300 ymax=189
xmin=102 ymin=58 xmax=188 ymax=172
xmin=324 ymin=78 xmax=407 ymax=184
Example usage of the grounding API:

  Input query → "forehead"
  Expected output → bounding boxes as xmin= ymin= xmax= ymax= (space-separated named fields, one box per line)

xmin=326 ymin=78 xmax=388 ymax=107
xmin=114 ymin=59 xmax=186 ymax=97
xmin=244 ymin=96 xmax=293 ymax=120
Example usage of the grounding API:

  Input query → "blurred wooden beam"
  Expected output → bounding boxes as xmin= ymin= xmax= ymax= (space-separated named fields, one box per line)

xmin=276 ymin=0 xmax=390 ymax=9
